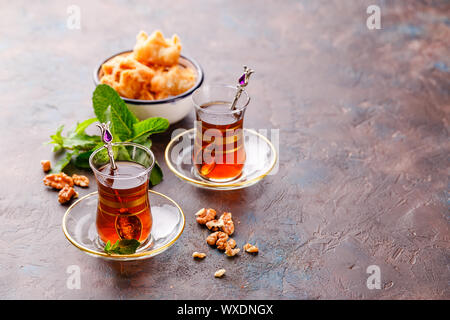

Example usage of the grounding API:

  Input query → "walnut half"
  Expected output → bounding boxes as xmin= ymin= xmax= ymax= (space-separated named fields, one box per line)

xmin=219 ymin=212 xmax=234 ymax=235
xmin=72 ymin=174 xmax=89 ymax=187
xmin=195 ymin=208 xmax=216 ymax=225
xmin=214 ymin=269 xmax=226 ymax=278
xmin=58 ymin=185 xmax=78 ymax=204
xmin=225 ymin=244 xmax=240 ymax=257
xmin=43 ymin=173 xmax=74 ymax=189
xmin=192 ymin=252 xmax=206 ymax=259
xmin=243 ymin=243 xmax=259 ymax=254
xmin=206 ymin=231 xmax=229 ymax=250
xmin=205 ymin=218 xmax=224 ymax=231
xmin=41 ymin=160 xmax=51 ymax=172
xmin=205 ymin=212 xmax=234 ymax=235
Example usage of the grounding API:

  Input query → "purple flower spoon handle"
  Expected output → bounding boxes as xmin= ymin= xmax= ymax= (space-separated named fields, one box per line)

xmin=231 ymin=65 xmax=254 ymax=111
xmin=96 ymin=121 xmax=117 ymax=170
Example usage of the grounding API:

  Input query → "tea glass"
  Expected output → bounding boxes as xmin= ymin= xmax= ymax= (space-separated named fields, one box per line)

xmin=89 ymin=142 xmax=155 ymax=248
xmin=192 ymin=85 xmax=250 ymax=182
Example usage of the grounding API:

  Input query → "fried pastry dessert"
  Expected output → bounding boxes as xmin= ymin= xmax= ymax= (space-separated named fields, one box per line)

xmin=133 ymin=30 xmax=181 ymax=67
xmin=99 ymin=30 xmax=196 ymax=100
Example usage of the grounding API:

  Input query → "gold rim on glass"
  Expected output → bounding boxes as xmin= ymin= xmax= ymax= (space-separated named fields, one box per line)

xmin=164 ymin=128 xmax=277 ymax=188
xmin=62 ymin=190 xmax=185 ymax=259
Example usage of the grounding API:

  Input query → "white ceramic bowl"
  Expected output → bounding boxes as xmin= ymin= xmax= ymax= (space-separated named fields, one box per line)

xmin=93 ymin=50 xmax=204 ymax=124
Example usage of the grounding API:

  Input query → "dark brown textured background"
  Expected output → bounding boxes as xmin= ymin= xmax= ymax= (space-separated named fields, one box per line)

xmin=0 ymin=0 xmax=448 ymax=299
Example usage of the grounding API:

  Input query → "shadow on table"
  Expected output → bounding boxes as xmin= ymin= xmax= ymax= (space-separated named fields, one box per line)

xmin=100 ymin=259 xmax=156 ymax=279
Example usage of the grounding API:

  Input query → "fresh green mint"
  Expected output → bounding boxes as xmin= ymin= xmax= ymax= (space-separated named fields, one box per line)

xmin=104 ymin=239 xmax=141 ymax=255
xmin=47 ymin=84 xmax=169 ymax=186
xmin=92 ymin=84 xmax=138 ymax=141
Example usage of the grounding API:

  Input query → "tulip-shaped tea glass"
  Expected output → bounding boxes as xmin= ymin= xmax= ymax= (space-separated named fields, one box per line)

xmin=89 ymin=142 xmax=155 ymax=249
xmin=192 ymin=85 xmax=250 ymax=182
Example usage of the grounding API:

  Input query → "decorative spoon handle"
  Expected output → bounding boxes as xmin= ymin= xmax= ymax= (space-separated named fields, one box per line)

xmin=231 ymin=65 xmax=254 ymax=111
xmin=96 ymin=121 xmax=117 ymax=170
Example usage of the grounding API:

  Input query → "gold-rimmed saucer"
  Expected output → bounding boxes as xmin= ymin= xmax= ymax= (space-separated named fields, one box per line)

xmin=164 ymin=128 xmax=277 ymax=190
xmin=62 ymin=190 xmax=185 ymax=261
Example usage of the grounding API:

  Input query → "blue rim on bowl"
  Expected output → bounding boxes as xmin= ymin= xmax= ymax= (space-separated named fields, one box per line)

xmin=93 ymin=50 xmax=204 ymax=105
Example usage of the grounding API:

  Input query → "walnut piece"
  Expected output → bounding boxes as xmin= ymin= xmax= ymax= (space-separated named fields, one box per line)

xmin=225 ymin=244 xmax=240 ymax=257
xmin=192 ymin=252 xmax=206 ymax=259
xmin=198 ymin=208 xmax=244 ymax=259
xmin=214 ymin=269 xmax=226 ymax=278
xmin=215 ymin=232 xmax=229 ymax=250
xmin=43 ymin=173 xmax=74 ymax=189
xmin=243 ymin=243 xmax=259 ymax=253
xmin=206 ymin=232 xmax=219 ymax=246
xmin=195 ymin=208 xmax=216 ymax=225
xmin=224 ymin=239 xmax=239 ymax=257
xmin=227 ymin=238 xmax=236 ymax=249
xmin=206 ymin=231 xmax=229 ymax=250
xmin=205 ymin=211 xmax=234 ymax=235
xmin=205 ymin=219 xmax=224 ymax=231
xmin=58 ymin=185 xmax=78 ymax=204
xmin=219 ymin=212 xmax=234 ymax=235
xmin=72 ymin=174 xmax=89 ymax=187
xmin=41 ymin=160 xmax=51 ymax=172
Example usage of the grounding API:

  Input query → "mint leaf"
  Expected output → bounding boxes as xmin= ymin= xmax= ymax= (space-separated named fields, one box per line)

xmin=132 ymin=117 xmax=169 ymax=140
xmin=74 ymin=150 xmax=93 ymax=169
xmin=104 ymin=239 xmax=140 ymax=255
xmin=75 ymin=118 xmax=98 ymax=135
xmin=48 ymin=125 xmax=64 ymax=152
xmin=48 ymin=119 xmax=99 ymax=172
xmin=48 ymin=119 xmax=100 ymax=151
xmin=104 ymin=240 xmax=112 ymax=252
xmin=93 ymin=84 xmax=138 ymax=141
xmin=61 ymin=134 xmax=100 ymax=150
xmin=47 ymin=85 xmax=169 ymax=187
xmin=111 ymin=240 xmax=120 ymax=251
xmin=115 ymin=145 xmax=132 ymax=161
xmin=150 ymin=162 xmax=163 ymax=186
xmin=132 ymin=132 xmax=152 ymax=149
xmin=51 ymin=149 xmax=81 ymax=173
xmin=115 ymin=239 xmax=141 ymax=254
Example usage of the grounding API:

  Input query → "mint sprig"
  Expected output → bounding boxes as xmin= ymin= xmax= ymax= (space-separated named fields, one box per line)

xmin=92 ymin=84 xmax=138 ymax=141
xmin=48 ymin=118 xmax=100 ymax=152
xmin=104 ymin=239 xmax=141 ymax=255
xmin=92 ymin=85 xmax=169 ymax=144
xmin=46 ymin=84 xmax=169 ymax=186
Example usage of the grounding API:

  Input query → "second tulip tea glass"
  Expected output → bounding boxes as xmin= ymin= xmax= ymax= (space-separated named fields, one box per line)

xmin=192 ymin=85 xmax=250 ymax=182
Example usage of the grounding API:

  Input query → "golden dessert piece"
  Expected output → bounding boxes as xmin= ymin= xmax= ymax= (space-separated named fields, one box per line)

xmin=133 ymin=30 xmax=181 ymax=67
xmin=99 ymin=30 xmax=196 ymax=100
xmin=151 ymin=65 xmax=196 ymax=97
